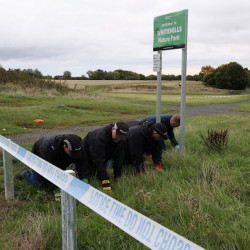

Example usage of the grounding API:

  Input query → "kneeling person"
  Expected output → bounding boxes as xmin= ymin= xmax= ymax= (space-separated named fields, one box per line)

xmin=15 ymin=134 xmax=84 ymax=197
xmin=124 ymin=121 xmax=168 ymax=175
xmin=81 ymin=122 xmax=129 ymax=191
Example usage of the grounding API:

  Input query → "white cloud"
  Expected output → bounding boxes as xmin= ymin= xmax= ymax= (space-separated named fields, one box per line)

xmin=0 ymin=0 xmax=249 ymax=76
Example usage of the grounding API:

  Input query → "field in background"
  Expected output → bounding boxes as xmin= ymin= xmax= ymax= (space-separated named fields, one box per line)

xmin=0 ymin=80 xmax=249 ymax=136
xmin=62 ymin=80 xmax=244 ymax=95
xmin=60 ymin=79 xmax=150 ymax=88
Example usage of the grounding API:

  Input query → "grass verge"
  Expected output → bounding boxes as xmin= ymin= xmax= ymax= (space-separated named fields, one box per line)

xmin=0 ymin=114 xmax=249 ymax=249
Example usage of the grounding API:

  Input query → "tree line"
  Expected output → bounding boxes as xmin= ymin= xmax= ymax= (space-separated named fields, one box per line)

xmin=1 ymin=62 xmax=249 ymax=90
xmin=55 ymin=68 xmax=201 ymax=81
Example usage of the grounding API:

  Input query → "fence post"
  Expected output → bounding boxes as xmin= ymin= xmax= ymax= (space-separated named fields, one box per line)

xmin=61 ymin=170 xmax=77 ymax=250
xmin=3 ymin=149 xmax=14 ymax=200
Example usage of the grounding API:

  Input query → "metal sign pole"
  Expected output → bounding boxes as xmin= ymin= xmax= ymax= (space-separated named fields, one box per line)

xmin=156 ymin=50 xmax=162 ymax=123
xmin=61 ymin=170 xmax=77 ymax=250
xmin=180 ymin=10 xmax=188 ymax=154
xmin=180 ymin=47 xmax=187 ymax=154
xmin=3 ymin=149 xmax=14 ymax=200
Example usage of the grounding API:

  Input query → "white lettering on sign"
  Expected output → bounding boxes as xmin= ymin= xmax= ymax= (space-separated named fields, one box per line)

xmin=157 ymin=26 xmax=182 ymax=36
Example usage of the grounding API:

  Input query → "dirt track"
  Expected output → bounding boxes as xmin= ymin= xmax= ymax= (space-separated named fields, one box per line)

xmin=6 ymin=98 xmax=250 ymax=145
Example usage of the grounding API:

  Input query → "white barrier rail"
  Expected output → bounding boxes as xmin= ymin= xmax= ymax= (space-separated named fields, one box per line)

xmin=0 ymin=135 xmax=204 ymax=250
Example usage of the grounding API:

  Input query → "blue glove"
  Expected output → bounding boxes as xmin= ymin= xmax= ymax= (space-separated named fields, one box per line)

xmin=175 ymin=145 xmax=180 ymax=150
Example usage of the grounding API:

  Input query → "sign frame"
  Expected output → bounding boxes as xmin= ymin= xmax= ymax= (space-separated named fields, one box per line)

xmin=153 ymin=9 xmax=188 ymax=153
xmin=153 ymin=9 xmax=187 ymax=51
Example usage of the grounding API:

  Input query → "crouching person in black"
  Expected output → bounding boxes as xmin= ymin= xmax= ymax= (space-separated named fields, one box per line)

xmin=80 ymin=122 xmax=129 ymax=191
xmin=15 ymin=134 xmax=84 ymax=200
xmin=124 ymin=121 xmax=168 ymax=176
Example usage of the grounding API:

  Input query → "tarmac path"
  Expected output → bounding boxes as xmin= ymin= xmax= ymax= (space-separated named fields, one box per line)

xmin=6 ymin=97 xmax=250 ymax=145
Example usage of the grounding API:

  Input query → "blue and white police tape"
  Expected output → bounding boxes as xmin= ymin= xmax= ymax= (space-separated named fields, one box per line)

xmin=0 ymin=135 xmax=204 ymax=250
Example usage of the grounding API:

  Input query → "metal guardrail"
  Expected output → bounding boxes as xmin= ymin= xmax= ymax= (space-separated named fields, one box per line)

xmin=0 ymin=135 xmax=204 ymax=250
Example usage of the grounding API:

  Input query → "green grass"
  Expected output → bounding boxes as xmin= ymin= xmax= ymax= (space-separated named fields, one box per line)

xmin=103 ymin=92 xmax=248 ymax=106
xmin=1 ymin=114 xmax=249 ymax=249
xmin=0 ymin=82 xmax=249 ymax=249
xmin=0 ymin=82 xmax=248 ymax=136
xmin=232 ymin=103 xmax=250 ymax=112
xmin=0 ymin=92 xmax=175 ymax=135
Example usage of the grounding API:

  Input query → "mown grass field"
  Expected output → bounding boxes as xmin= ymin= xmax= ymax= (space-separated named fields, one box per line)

xmin=0 ymin=80 xmax=249 ymax=249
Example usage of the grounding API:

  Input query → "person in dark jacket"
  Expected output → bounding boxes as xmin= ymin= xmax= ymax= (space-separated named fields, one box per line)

xmin=139 ymin=114 xmax=180 ymax=150
xmin=15 ymin=134 xmax=83 ymax=192
xmin=124 ymin=121 xmax=168 ymax=175
xmin=81 ymin=122 xmax=129 ymax=191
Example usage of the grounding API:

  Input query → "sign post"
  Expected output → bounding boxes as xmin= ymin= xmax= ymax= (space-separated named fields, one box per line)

xmin=154 ymin=52 xmax=162 ymax=123
xmin=153 ymin=9 xmax=188 ymax=153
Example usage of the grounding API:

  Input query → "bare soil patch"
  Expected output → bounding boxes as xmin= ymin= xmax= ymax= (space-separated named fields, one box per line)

xmin=0 ymin=193 xmax=24 ymax=219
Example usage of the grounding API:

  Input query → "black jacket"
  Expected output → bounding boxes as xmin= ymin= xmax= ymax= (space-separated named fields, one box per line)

xmin=81 ymin=124 xmax=126 ymax=181
xmin=31 ymin=134 xmax=83 ymax=187
xmin=124 ymin=122 xmax=162 ymax=172
xmin=139 ymin=115 xmax=178 ymax=146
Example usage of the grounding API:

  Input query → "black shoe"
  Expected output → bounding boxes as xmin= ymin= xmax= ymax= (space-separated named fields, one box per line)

xmin=15 ymin=167 xmax=31 ymax=181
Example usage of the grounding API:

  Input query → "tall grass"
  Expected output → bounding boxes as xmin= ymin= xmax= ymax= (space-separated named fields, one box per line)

xmin=0 ymin=114 xmax=249 ymax=249
xmin=0 ymin=82 xmax=249 ymax=249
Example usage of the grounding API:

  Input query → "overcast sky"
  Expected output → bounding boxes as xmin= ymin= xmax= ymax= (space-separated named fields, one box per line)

xmin=0 ymin=0 xmax=249 ymax=77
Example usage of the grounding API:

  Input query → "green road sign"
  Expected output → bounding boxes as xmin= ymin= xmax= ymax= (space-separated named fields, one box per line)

xmin=153 ymin=9 xmax=187 ymax=51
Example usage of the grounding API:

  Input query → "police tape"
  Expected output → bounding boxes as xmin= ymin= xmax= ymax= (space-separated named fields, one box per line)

xmin=0 ymin=135 xmax=204 ymax=250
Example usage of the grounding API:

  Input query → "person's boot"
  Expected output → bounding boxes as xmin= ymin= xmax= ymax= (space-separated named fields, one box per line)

xmin=101 ymin=180 xmax=112 ymax=191
xmin=14 ymin=167 xmax=31 ymax=181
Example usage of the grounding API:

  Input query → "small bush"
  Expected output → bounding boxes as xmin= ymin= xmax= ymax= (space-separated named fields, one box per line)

xmin=200 ymin=129 xmax=228 ymax=151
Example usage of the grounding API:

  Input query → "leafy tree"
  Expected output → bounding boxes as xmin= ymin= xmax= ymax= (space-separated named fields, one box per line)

xmin=139 ymin=74 xmax=146 ymax=80
xmin=215 ymin=62 xmax=248 ymax=90
xmin=87 ymin=69 xmax=105 ymax=80
xmin=186 ymin=74 xmax=200 ymax=81
xmin=112 ymin=71 xmax=120 ymax=80
xmin=33 ymin=68 xmax=43 ymax=78
xmin=63 ymin=71 xmax=72 ymax=79
xmin=0 ymin=65 xmax=7 ymax=84
xmin=81 ymin=74 xmax=88 ymax=80
xmin=245 ymin=68 xmax=250 ymax=87
xmin=86 ymin=70 xmax=94 ymax=79
xmin=199 ymin=65 xmax=215 ymax=81
xmin=145 ymin=74 xmax=157 ymax=80
xmin=203 ymin=69 xmax=217 ymax=86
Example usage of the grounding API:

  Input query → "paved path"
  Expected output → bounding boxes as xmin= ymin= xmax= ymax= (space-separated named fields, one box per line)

xmin=162 ymin=98 xmax=250 ymax=117
xmin=6 ymin=98 xmax=250 ymax=145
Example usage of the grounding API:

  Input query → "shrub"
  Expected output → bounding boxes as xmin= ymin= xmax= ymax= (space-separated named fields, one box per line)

xmin=215 ymin=62 xmax=248 ymax=90
xmin=200 ymin=129 xmax=229 ymax=151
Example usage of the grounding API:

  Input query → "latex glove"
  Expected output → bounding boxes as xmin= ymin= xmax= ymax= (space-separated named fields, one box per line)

xmin=82 ymin=178 xmax=89 ymax=184
xmin=155 ymin=164 xmax=163 ymax=170
xmin=101 ymin=179 xmax=112 ymax=191
xmin=175 ymin=145 xmax=180 ymax=150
